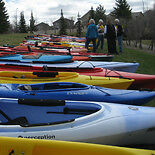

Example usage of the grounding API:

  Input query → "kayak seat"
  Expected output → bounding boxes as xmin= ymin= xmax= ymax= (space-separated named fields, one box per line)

xmin=0 ymin=116 xmax=29 ymax=126
xmin=18 ymin=85 xmax=32 ymax=91
xmin=22 ymin=54 xmax=42 ymax=59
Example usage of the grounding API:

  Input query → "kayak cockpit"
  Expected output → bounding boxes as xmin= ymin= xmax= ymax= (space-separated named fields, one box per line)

xmin=18 ymin=82 xmax=89 ymax=91
xmin=0 ymin=99 xmax=101 ymax=127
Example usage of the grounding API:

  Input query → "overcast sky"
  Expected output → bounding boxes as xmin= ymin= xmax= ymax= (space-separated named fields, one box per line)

xmin=4 ymin=0 xmax=155 ymax=25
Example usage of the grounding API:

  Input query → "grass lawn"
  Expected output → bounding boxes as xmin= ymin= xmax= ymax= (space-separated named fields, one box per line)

xmin=0 ymin=33 xmax=32 ymax=46
xmin=0 ymin=33 xmax=155 ymax=106
xmin=142 ymin=40 xmax=151 ymax=46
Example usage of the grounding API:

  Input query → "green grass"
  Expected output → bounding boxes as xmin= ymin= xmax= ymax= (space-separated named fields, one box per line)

xmin=0 ymin=33 xmax=31 ymax=46
xmin=0 ymin=33 xmax=155 ymax=106
xmin=142 ymin=40 xmax=151 ymax=46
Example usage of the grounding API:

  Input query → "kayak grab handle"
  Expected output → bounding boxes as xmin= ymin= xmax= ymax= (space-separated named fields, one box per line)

xmin=77 ymin=61 xmax=95 ymax=68
xmin=18 ymin=99 xmax=65 ymax=106
xmin=33 ymin=72 xmax=58 ymax=77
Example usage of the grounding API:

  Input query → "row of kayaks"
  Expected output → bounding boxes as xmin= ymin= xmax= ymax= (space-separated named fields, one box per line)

xmin=0 ymin=34 xmax=155 ymax=152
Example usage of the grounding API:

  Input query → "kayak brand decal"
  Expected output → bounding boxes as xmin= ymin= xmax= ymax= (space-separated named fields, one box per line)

xmin=18 ymin=134 xmax=55 ymax=139
xmin=67 ymin=92 xmax=88 ymax=95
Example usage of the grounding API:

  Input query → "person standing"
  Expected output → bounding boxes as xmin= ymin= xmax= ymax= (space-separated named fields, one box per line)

xmin=96 ymin=19 xmax=105 ymax=50
xmin=115 ymin=19 xmax=123 ymax=53
xmin=85 ymin=19 xmax=98 ymax=53
xmin=104 ymin=19 xmax=118 ymax=55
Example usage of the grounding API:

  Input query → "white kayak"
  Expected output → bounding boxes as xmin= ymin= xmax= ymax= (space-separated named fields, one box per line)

xmin=0 ymin=98 xmax=154 ymax=146
xmin=0 ymin=61 xmax=140 ymax=73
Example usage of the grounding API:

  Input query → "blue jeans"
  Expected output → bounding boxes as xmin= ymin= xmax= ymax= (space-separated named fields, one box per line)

xmin=117 ymin=35 xmax=123 ymax=52
xmin=97 ymin=35 xmax=104 ymax=49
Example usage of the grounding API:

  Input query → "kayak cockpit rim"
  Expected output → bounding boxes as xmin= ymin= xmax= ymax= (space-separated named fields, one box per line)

xmin=0 ymin=99 xmax=104 ymax=128
xmin=17 ymin=82 xmax=90 ymax=91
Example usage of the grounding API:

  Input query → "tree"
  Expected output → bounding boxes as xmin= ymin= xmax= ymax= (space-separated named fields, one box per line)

xmin=95 ymin=5 xmax=106 ymax=23
xmin=113 ymin=0 xmax=132 ymax=19
xmin=89 ymin=6 xmax=95 ymax=20
xmin=76 ymin=12 xmax=82 ymax=37
xmin=0 ymin=0 xmax=10 ymax=33
xmin=29 ymin=11 xmax=37 ymax=33
xmin=59 ymin=9 xmax=67 ymax=35
xmin=19 ymin=11 xmax=27 ymax=33
xmin=146 ymin=7 xmax=155 ymax=50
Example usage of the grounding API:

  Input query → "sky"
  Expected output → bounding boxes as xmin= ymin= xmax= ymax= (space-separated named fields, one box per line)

xmin=4 ymin=0 xmax=155 ymax=25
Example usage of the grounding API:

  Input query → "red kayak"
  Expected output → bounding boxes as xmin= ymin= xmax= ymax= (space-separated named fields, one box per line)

xmin=0 ymin=63 xmax=154 ymax=90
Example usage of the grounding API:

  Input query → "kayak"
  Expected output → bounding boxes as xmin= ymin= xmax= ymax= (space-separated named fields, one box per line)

xmin=0 ymin=137 xmax=154 ymax=155
xmin=0 ymin=54 xmax=73 ymax=64
xmin=89 ymin=55 xmax=114 ymax=61
xmin=0 ymin=82 xmax=154 ymax=105
xmin=0 ymin=61 xmax=140 ymax=73
xmin=0 ymin=99 xmax=155 ymax=146
xmin=3 ymin=45 xmax=114 ymax=62
xmin=1 ymin=63 xmax=153 ymax=90
xmin=0 ymin=71 xmax=134 ymax=89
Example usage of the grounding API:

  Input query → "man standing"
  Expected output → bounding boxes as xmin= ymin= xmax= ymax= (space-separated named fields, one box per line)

xmin=85 ymin=19 xmax=98 ymax=53
xmin=115 ymin=19 xmax=124 ymax=53
xmin=104 ymin=19 xmax=118 ymax=55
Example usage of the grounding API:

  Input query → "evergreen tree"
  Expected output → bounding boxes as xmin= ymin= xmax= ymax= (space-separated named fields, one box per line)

xmin=113 ymin=0 xmax=132 ymax=19
xmin=19 ymin=11 xmax=27 ymax=33
xmin=95 ymin=4 xmax=106 ymax=23
xmin=89 ymin=6 xmax=95 ymax=20
xmin=76 ymin=12 xmax=82 ymax=37
xmin=59 ymin=9 xmax=67 ymax=35
xmin=29 ymin=11 xmax=37 ymax=33
xmin=0 ymin=0 xmax=10 ymax=33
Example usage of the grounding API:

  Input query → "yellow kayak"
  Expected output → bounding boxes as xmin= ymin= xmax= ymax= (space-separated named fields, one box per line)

xmin=41 ymin=41 xmax=93 ymax=49
xmin=0 ymin=137 xmax=154 ymax=155
xmin=0 ymin=71 xmax=134 ymax=89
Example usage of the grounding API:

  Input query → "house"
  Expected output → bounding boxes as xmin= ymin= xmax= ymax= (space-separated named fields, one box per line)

xmin=131 ymin=12 xmax=143 ymax=19
xmin=53 ymin=18 xmax=74 ymax=29
xmin=36 ymin=22 xmax=51 ymax=31
xmin=80 ymin=10 xmax=91 ymax=27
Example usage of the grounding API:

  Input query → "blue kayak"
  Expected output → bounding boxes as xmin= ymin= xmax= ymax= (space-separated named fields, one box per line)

xmin=0 ymin=82 xmax=154 ymax=105
xmin=0 ymin=54 xmax=73 ymax=63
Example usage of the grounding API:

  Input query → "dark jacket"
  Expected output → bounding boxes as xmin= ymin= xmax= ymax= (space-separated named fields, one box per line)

xmin=116 ymin=24 xmax=123 ymax=36
xmin=106 ymin=24 xmax=116 ymax=39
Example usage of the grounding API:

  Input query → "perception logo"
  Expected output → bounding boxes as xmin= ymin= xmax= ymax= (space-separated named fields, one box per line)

xmin=18 ymin=134 xmax=55 ymax=139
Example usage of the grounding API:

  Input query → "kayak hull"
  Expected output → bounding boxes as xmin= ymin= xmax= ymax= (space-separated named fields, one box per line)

xmin=0 ymin=60 xmax=139 ymax=73
xmin=0 ymin=99 xmax=155 ymax=146
xmin=0 ymin=82 xmax=154 ymax=105
xmin=0 ymin=137 xmax=154 ymax=155
xmin=0 ymin=71 xmax=134 ymax=89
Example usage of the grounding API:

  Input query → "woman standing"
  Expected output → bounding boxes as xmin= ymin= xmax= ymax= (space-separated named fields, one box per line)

xmin=85 ymin=19 xmax=98 ymax=53
xmin=96 ymin=19 xmax=105 ymax=50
